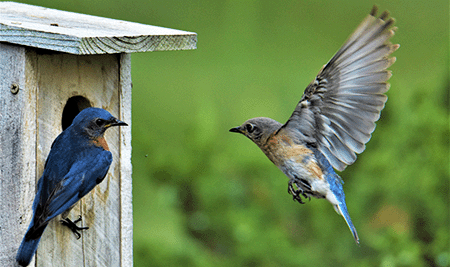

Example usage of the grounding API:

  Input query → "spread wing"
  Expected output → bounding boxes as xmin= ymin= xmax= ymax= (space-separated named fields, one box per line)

xmin=282 ymin=6 xmax=399 ymax=171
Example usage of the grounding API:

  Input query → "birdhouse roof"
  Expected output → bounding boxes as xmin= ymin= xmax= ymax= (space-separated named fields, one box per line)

xmin=0 ymin=2 xmax=197 ymax=54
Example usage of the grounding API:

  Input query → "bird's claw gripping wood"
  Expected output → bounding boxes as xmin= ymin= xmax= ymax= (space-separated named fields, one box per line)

xmin=60 ymin=215 xmax=89 ymax=239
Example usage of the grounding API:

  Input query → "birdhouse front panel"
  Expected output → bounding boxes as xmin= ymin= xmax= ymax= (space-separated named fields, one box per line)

xmin=26 ymin=50 xmax=124 ymax=266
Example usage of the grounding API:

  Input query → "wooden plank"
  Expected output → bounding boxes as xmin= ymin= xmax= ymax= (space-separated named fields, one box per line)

xmin=0 ymin=2 xmax=197 ymax=54
xmin=0 ymin=43 xmax=37 ymax=266
xmin=28 ymin=52 xmax=123 ymax=266
xmin=80 ymin=54 xmax=122 ymax=267
xmin=118 ymin=53 xmax=133 ymax=267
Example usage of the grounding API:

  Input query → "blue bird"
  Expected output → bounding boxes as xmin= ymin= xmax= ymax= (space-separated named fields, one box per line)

xmin=16 ymin=107 xmax=127 ymax=266
xmin=230 ymin=6 xmax=399 ymax=244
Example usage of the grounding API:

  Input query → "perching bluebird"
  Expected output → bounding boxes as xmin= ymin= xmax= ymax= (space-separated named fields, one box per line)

xmin=16 ymin=107 xmax=127 ymax=266
xmin=230 ymin=6 xmax=398 ymax=244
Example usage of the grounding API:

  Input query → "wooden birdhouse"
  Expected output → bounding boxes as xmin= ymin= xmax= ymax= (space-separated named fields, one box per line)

xmin=0 ymin=2 xmax=196 ymax=266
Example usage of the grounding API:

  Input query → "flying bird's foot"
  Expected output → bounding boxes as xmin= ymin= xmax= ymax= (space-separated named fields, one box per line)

xmin=288 ymin=181 xmax=310 ymax=204
xmin=60 ymin=215 xmax=89 ymax=239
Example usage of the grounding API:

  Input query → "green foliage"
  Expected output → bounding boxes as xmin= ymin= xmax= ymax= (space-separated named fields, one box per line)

xmin=17 ymin=0 xmax=449 ymax=266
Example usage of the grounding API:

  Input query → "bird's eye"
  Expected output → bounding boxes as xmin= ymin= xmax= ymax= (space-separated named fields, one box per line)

xmin=245 ymin=123 xmax=255 ymax=133
xmin=95 ymin=118 xmax=105 ymax=126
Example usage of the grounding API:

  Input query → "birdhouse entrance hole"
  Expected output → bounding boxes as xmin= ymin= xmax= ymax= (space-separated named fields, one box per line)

xmin=61 ymin=96 xmax=92 ymax=130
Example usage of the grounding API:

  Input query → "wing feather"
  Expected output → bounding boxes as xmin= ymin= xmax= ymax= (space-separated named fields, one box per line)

xmin=282 ymin=6 xmax=398 ymax=171
xmin=42 ymin=151 xmax=112 ymax=223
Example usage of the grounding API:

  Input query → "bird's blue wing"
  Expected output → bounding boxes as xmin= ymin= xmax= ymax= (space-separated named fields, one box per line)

xmin=43 ymin=150 xmax=112 ymax=222
xmin=282 ymin=7 xmax=398 ymax=171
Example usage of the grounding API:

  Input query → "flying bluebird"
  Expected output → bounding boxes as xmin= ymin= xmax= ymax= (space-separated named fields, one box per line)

xmin=230 ymin=6 xmax=398 ymax=244
xmin=16 ymin=107 xmax=127 ymax=266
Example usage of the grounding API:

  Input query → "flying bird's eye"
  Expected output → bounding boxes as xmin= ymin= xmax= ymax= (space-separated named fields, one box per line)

xmin=245 ymin=123 xmax=255 ymax=133
xmin=95 ymin=118 xmax=105 ymax=126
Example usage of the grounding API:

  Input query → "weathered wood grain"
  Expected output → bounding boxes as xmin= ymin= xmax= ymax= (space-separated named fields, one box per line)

xmin=0 ymin=43 xmax=37 ymax=266
xmin=0 ymin=2 xmax=197 ymax=54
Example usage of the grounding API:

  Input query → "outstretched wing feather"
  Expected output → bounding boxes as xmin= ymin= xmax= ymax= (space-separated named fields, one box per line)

xmin=281 ymin=6 xmax=398 ymax=171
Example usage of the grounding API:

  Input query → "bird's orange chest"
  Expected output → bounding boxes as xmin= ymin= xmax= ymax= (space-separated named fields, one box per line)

xmin=262 ymin=135 xmax=324 ymax=180
xmin=262 ymin=135 xmax=298 ymax=165
xmin=91 ymin=137 xmax=110 ymax=151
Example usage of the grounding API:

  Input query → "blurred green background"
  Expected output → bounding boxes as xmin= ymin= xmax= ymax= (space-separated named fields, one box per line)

xmin=14 ymin=0 xmax=449 ymax=266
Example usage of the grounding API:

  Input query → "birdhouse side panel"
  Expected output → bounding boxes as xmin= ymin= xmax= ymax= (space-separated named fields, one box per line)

xmin=118 ymin=53 xmax=133 ymax=267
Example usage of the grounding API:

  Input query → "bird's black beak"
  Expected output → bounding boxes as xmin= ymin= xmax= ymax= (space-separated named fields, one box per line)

xmin=229 ymin=126 xmax=241 ymax=133
xmin=107 ymin=117 xmax=128 ymax=127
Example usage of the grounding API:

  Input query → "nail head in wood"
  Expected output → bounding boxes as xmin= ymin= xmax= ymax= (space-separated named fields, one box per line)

xmin=10 ymin=83 xmax=19 ymax=94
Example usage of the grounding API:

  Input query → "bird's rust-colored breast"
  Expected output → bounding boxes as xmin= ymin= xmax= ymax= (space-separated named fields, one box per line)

xmin=262 ymin=134 xmax=324 ymax=180
xmin=92 ymin=137 xmax=110 ymax=151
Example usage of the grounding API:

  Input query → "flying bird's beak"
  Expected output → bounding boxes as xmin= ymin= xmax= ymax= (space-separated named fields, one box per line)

xmin=229 ymin=126 xmax=241 ymax=133
xmin=106 ymin=118 xmax=128 ymax=128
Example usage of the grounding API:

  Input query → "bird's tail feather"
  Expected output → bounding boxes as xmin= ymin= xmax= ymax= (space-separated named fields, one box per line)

xmin=16 ymin=225 xmax=47 ymax=266
xmin=335 ymin=203 xmax=359 ymax=245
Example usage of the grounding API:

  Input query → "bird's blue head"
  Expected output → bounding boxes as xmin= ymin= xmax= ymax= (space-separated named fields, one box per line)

xmin=70 ymin=107 xmax=128 ymax=138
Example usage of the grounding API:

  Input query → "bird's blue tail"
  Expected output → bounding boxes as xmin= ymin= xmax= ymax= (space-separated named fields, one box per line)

xmin=16 ymin=236 xmax=41 ymax=266
xmin=334 ymin=201 xmax=359 ymax=245
xmin=16 ymin=224 xmax=46 ymax=267
xmin=325 ymin=170 xmax=360 ymax=244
